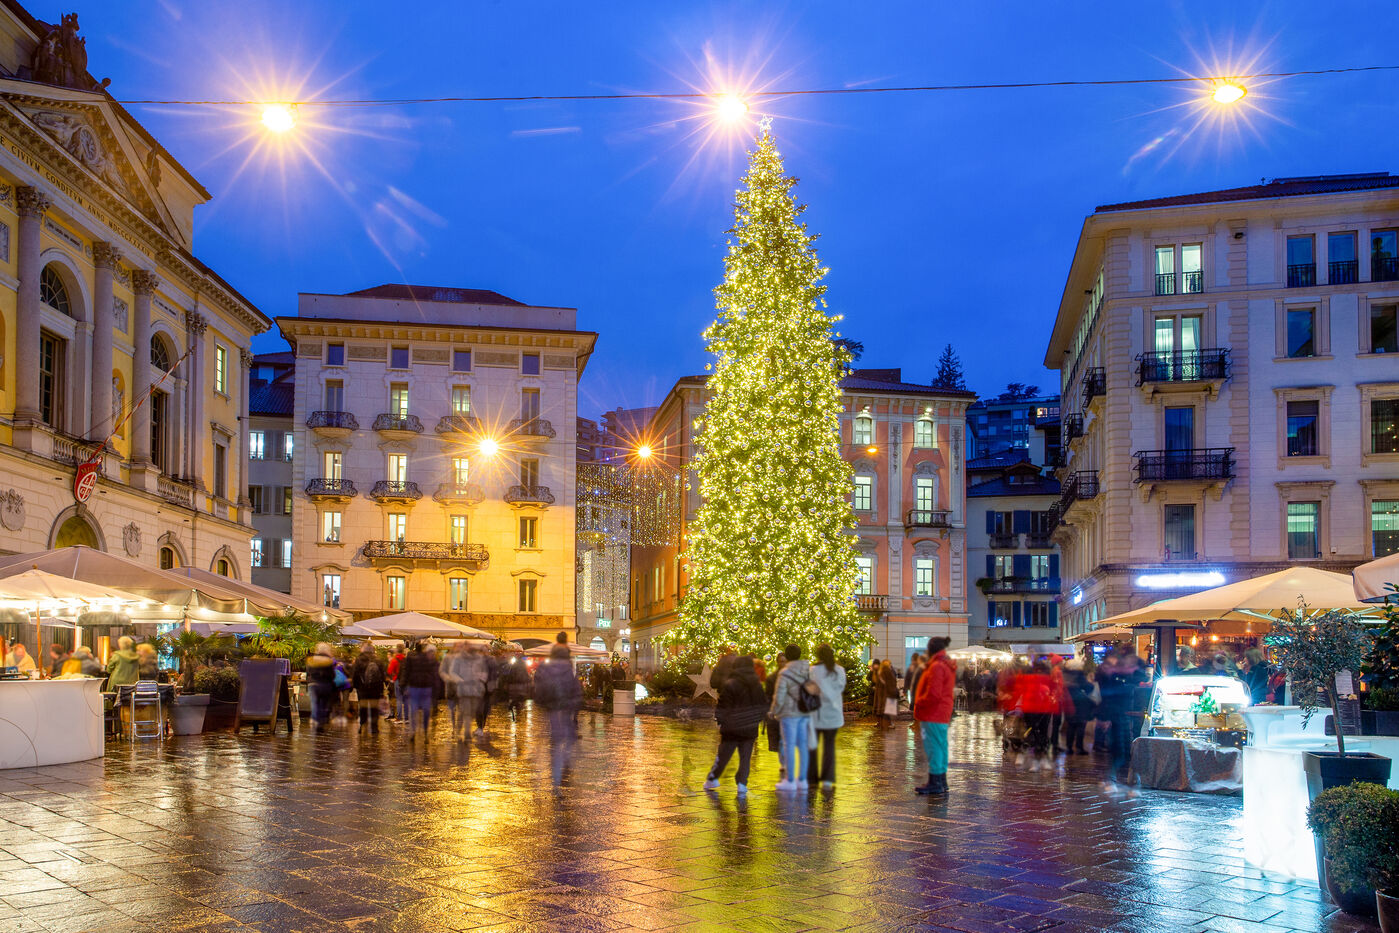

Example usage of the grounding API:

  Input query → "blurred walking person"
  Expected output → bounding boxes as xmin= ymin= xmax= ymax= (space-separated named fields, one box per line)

xmin=770 ymin=645 xmax=816 ymax=791
xmin=904 ymin=653 xmax=924 ymax=707
xmin=443 ymin=642 xmax=489 ymax=741
xmin=351 ymin=644 xmax=386 ymax=734
xmin=806 ymin=644 xmax=846 ymax=789
xmin=1062 ymin=659 xmax=1096 ymax=755
xmin=399 ymin=641 xmax=439 ymax=741
xmin=477 ymin=650 xmax=500 ymax=735
xmin=387 ymin=645 xmax=407 ymax=722
xmin=305 ymin=642 xmax=337 ymax=730
xmin=533 ymin=643 xmax=583 ymax=785
xmin=1012 ymin=658 xmax=1058 ymax=771
xmin=913 ymin=637 xmax=955 ymax=796
xmin=504 ymin=655 xmax=531 ymax=720
xmin=704 ymin=655 xmax=768 ymax=794
xmin=764 ymin=654 xmax=787 ymax=779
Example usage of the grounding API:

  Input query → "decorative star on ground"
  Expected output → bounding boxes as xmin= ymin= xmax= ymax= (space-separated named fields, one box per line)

xmin=689 ymin=664 xmax=718 ymax=700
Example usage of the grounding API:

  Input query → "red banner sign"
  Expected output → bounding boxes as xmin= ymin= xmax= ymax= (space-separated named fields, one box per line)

xmin=74 ymin=455 xmax=102 ymax=504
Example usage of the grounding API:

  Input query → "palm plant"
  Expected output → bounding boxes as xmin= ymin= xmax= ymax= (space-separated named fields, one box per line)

xmin=243 ymin=611 xmax=342 ymax=668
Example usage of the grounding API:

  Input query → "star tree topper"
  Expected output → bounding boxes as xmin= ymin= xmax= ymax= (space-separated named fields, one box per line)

xmin=688 ymin=664 xmax=718 ymax=700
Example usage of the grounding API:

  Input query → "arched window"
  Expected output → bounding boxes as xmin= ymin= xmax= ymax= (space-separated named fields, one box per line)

xmin=151 ymin=335 xmax=173 ymax=373
xmin=914 ymin=418 xmax=936 ymax=448
xmin=54 ymin=515 xmax=98 ymax=549
xmin=853 ymin=415 xmax=874 ymax=446
xmin=159 ymin=546 xmax=177 ymax=570
xmin=40 ymin=265 xmax=71 ymax=316
xmin=216 ymin=559 xmax=230 ymax=577
xmin=590 ymin=636 xmax=606 ymax=651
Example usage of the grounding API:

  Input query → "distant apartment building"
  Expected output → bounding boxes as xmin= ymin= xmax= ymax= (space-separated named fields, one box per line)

xmin=575 ymin=459 xmax=632 ymax=654
xmin=965 ymin=395 xmax=1064 ymax=647
xmin=248 ymin=352 xmax=295 ymax=593
xmin=629 ymin=369 xmax=975 ymax=671
xmin=1045 ymin=173 xmax=1399 ymax=638
xmin=278 ymin=285 xmax=596 ymax=644
xmin=601 ymin=406 xmax=658 ymax=456
xmin=966 ymin=392 xmax=1061 ymax=465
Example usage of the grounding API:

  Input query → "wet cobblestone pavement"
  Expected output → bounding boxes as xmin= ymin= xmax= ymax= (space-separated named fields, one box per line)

xmin=0 ymin=709 xmax=1381 ymax=933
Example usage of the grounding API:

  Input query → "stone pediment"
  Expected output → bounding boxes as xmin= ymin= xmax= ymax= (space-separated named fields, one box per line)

xmin=4 ymin=95 xmax=177 ymax=244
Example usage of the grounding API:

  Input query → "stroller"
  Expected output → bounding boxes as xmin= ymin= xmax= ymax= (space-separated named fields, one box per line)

xmin=997 ymin=709 xmax=1028 ymax=752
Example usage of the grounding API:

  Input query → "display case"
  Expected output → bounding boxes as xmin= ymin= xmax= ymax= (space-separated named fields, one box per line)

xmin=1144 ymin=674 xmax=1250 ymax=745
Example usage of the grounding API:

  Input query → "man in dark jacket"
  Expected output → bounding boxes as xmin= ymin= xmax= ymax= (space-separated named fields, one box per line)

xmin=710 ymin=646 xmax=738 ymax=691
xmin=704 ymin=656 xmax=767 ymax=793
xmin=352 ymin=646 xmax=386 ymax=734
xmin=398 ymin=641 xmax=439 ymax=740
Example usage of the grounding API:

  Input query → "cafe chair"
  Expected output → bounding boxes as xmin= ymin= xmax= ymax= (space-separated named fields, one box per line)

xmin=129 ymin=680 xmax=164 ymax=740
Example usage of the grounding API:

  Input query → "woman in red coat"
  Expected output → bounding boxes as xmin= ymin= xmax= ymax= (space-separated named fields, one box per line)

xmin=913 ymin=636 xmax=956 ymax=796
xmin=1012 ymin=658 xmax=1060 ymax=771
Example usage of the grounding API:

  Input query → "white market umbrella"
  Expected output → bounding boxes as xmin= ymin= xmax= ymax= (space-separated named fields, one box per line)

xmin=359 ymin=611 xmax=492 ymax=640
xmin=525 ymin=643 xmax=609 ymax=660
xmin=1092 ymin=567 xmax=1377 ymax=628
xmin=339 ymin=623 xmax=389 ymax=638
xmin=1353 ymin=551 xmax=1399 ymax=603
xmin=1067 ymin=625 xmax=1135 ymax=643
xmin=946 ymin=645 xmax=1013 ymax=661
xmin=0 ymin=569 xmax=150 ymax=659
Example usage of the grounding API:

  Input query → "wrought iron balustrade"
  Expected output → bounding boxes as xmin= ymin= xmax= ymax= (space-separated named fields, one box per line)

xmin=1135 ymin=348 xmax=1230 ymax=385
xmin=505 ymin=484 xmax=555 ymax=504
xmin=362 ymin=540 xmax=488 ymax=565
xmin=1287 ymin=263 xmax=1316 ymax=288
xmin=1133 ymin=448 xmax=1235 ymax=482
xmin=372 ymin=413 xmax=423 ymax=434
xmin=1082 ymin=368 xmax=1106 ymax=406
xmin=1154 ymin=272 xmax=1176 ymax=296
xmin=433 ymin=482 xmax=484 ymax=504
xmin=369 ymin=480 xmax=422 ymax=501
xmin=1374 ymin=256 xmax=1399 ymax=282
xmin=435 ymin=413 xmax=482 ymax=434
xmin=989 ymin=532 xmax=1018 ymax=549
xmin=904 ymin=509 xmax=951 ymax=529
xmin=305 ymin=478 xmax=357 ymax=498
xmin=1181 ymin=270 xmax=1203 ymax=294
xmin=306 ymin=410 xmax=358 ymax=431
xmin=1329 ymin=260 xmax=1359 ymax=285
xmin=1062 ymin=413 xmax=1085 ymax=441
xmin=507 ymin=417 xmax=557 ymax=439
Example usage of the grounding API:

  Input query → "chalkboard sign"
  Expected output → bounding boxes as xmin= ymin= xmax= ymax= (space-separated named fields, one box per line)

xmin=235 ymin=658 xmax=294 ymax=733
xmin=1325 ymin=699 xmax=1364 ymax=737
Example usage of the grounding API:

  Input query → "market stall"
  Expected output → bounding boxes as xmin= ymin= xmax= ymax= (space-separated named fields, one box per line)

xmin=1131 ymin=674 xmax=1250 ymax=792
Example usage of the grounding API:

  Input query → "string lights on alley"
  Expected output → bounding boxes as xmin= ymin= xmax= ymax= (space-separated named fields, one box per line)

xmin=112 ymin=63 xmax=1399 ymax=136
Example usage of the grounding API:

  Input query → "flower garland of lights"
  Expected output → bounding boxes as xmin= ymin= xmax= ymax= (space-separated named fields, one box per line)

xmin=663 ymin=120 xmax=867 ymax=663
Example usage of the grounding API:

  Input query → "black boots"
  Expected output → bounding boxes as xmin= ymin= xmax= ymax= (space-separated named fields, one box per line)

xmin=916 ymin=774 xmax=949 ymax=796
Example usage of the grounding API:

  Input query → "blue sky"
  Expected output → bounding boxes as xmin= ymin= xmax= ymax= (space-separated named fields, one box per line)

xmin=57 ymin=1 xmax=1399 ymax=418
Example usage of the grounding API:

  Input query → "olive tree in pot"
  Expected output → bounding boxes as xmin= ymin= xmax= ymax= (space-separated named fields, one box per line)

xmin=1363 ymin=602 xmax=1399 ymax=737
xmin=169 ymin=631 xmax=234 ymax=735
xmin=1306 ymin=783 xmax=1399 ymax=922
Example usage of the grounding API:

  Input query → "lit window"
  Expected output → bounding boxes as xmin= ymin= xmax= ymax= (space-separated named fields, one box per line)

xmin=519 ymin=516 xmax=538 ymax=549
xmin=914 ymin=477 xmax=935 ymax=512
xmin=215 ymin=346 xmax=228 ymax=395
xmin=452 ymin=349 xmax=471 ymax=373
xmin=250 ymin=539 xmax=264 ymax=568
xmin=387 ymin=453 xmax=408 ymax=483
xmin=281 ymin=539 xmax=292 ymax=569
xmin=1373 ymin=399 xmax=1399 ymax=454
xmin=387 ymin=513 xmax=407 ymax=542
xmin=216 ymin=559 xmax=230 ymax=577
xmin=450 ymin=515 xmax=467 ymax=546
xmin=521 ymin=387 xmax=541 ymax=420
xmin=249 ymin=431 xmax=265 ymax=460
xmin=323 ymin=380 xmax=344 ymax=411
xmin=855 ymin=557 xmax=873 ymax=595
xmin=1154 ymin=246 xmax=1175 ymax=296
xmin=853 ymin=475 xmax=873 ymax=511
xmin=40 ymin=265 xmax=71 ymax=315
xmin=449 ymin=577 xmax=469 ymax=611
xmin=452 ymin=457 xmax=470 ymax=485
xmin=1287 ymin=502 xmax=1320 ymax=559
xmin=853 ymin=415 xmax=873 ymax=446
xmin=914 ymin=558 xmax=934 ymax=597
xmin=213 ymin=442 xmax=227 ymax=499
xmin=159 ymin=547 xmax=177 ymax=570
xmin=518 ymin=578 xmax=537 ymax=612
xmin=1373 ymin=500 xmax=1399 ymax=557
xmin=522 ymin=352 xmax=541 ymax=376
xmin=388 ymin=575 xmax=406 ymax=610
xmin=283 ymin=432 xmax=294 ymax=462
xmin=322 ymin=574 xmax=340 ymax=608
xmin=914 ymin=419 xmax=935 ymax=448
xmin=322 ymin=511 xmax=342 ymax=543
xmin=324 ymin=451 xmax=342 ymax=479
xmin=389 ymin=383 xmax=409 ymax=417
xmin=451 ymin=386 xmax=471 ymax=414
xmin=39 ymin=332 xmax=65 ymax=428
xmin=282 ymin=487 xmax=293 ymax=515
xmin=248 ymin=487 xmax=264 ymax=513
xmin=1181 ymin=243 xmax=1203 ymax=293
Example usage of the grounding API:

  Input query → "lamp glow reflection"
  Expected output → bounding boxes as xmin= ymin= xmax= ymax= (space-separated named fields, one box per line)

xmin=260 ymin=103 xmax=297 ymax=133
xmin=1211 ymin=81 xmax=1247 ymax=104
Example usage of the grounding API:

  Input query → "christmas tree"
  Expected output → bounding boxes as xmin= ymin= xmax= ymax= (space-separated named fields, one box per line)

xmin=665 ymin=121 xmax=867 ymax=663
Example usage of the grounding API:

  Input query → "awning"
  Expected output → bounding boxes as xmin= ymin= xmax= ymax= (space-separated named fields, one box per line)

xmin=1353 ymin=551 xmax=1399 ymax=603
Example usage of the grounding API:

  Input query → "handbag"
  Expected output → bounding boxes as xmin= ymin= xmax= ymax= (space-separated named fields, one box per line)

xmin=883 ymin=697 xmax=898 ymax=717
xmin=796 ymin=676 xmax=822 ymax=713
xmin=333 ymin=667 xmax=350 ymax=690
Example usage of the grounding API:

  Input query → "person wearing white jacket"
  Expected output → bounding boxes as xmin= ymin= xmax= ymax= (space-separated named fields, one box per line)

xmin=806 ymin=644 xmax=846 ymax=789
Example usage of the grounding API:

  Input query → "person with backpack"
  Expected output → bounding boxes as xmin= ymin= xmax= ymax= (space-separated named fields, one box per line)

xmin=913 ymin=636 xmax=956 ymax=796
xmin=769 ymin=644 xmax=819 ymax=791
xmin=398 ymin=641 xmax=439 ymax=741
xmin=533 ymin=644 xmax=584 ymax=785
xmin=352 ymin=645 xmax=386 ymax=734
xmin=305 ymin=642 xmax=338 ymax=730
xmin=703 ymin=655 xmax=768 ymax=794
xmin=807 ymin=644 xmax=847 ymax=789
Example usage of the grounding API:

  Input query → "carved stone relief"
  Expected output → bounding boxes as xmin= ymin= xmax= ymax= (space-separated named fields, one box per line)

xmin=0 ymin=489 xmax=24 ymax=531
xmin=30 ymin=110 xmax=127 ymax=194
xmin=121 ymin=521 xmax=141 ymax=557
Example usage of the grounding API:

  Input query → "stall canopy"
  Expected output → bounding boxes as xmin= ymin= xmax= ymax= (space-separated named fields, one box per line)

xmin=0 ymin=547 xmax=247 ymax=610
xmin=1067 ymin=625 xmax=1135 ymax=643
xmin=339 ymin=623 xmax=388 ymax=639
xmin=1091 ymin=567 xmax=1377 ymax=630
xmin=946 ymin=645 xmax=1012 ymax=661
xmin=525 ymin=643 xmax=609 ymax=660
xmin=0 ymin=569 xmax=149 ymax=610
xmin=1353 ymin=551 xmax=1399 ymax=603
xmin=167 ymin=566 xmax=349 ymax=622
xmin=358 ymin=611 xmax=492 ymax=640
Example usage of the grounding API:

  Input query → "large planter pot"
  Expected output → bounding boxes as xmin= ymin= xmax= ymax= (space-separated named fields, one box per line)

xmin=1324 ymin=858 xmax=1378 ymax=918
xmin=1305 ymin=752 xmax=1393 ymax=897
xmin=202 ymin=697 xmax=239 ymax=732
xmin=170 ymin=693 xmax=210 ymax=735
xmin=1379 ymin=890 xmax=1399 ymax=933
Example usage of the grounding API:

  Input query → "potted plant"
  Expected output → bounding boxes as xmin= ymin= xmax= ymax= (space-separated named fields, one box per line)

xmin=1267 ymin=609 xmax=1389 ymax=794
xmin=195 ymin=665 xmax=242 ymax=732
xmin=1364 ymin=605 xmax=1399 ymax=737
xmin=1306 ymin=783 xmax=1399 ymax=920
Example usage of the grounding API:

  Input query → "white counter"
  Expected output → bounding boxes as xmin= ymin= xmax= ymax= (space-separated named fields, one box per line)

xmin=0 ymin=679 xmax=104 ymax=769
xmin=1241 ymin=706 xmax=1399 ymax=882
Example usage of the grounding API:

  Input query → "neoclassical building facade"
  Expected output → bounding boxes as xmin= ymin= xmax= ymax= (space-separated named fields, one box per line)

xmin=0 ymin=4 xmax=267 ymax=578
xmin=278 ymin=285 xmax=596 ymax=644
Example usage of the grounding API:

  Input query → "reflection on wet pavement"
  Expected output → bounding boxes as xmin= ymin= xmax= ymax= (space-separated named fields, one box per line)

xmin=0 ymin=710 xmax=1377 ymax=932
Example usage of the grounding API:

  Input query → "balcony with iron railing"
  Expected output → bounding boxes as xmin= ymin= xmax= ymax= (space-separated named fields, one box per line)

xmin=1059 ymin=470 xmax=1100 ymax=510
xmin=1025 ymin=532 xmax=1054 ymax=549
xmin=369 ymin=480 xmax=423 ymax=502
xmin=432 ymin=482 xmax=485 ymax=504
xmin=1181 ymin=270 xmax=1203 ymax=294
xmin=1329 ymin=259 xmax=1359 ymax=285
xmin=986 ymin=577 xmax=1061 ymax=595
xmin=306 ymin=478 xmax=357 ymax=499
xmin=1082 ymin=367 xmax=1106 ymax=408
xmin=1287 ymin=263 xmax=1316 ymax=288
xmin=989 ymin=532 xmax=1019 ymax=549
xmin=362 ymin=540 xmax=488 ymax=568
xmin=904 ymin=509 xmax=952 ymax=529
xmin=1135 ymin=348 xmax=1230 ymax=386
xmin=372 ymin=413 xmax=424 ymax=436
xmin=435 ymin=413 xmax=483 ymax=435
xmin=505 ymin=484 xmax=555 ymax=505
xmin=506 ymin=417 xmax=557 ymax=441
xmin=856 ymin=594 xmax=889 ymax=613
xmin=1374 ymin=256 xmax=1399 ymax=282
xmin=1062 ymin=413 xmax=1085 ymax=442
xmin=1133 ymin=448 xmax=1234 ymax=483
xmin=307 ymin=410 xmax=358 ymax=437
xmin=1154 ymin=272 xmax=1176 ymax=296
